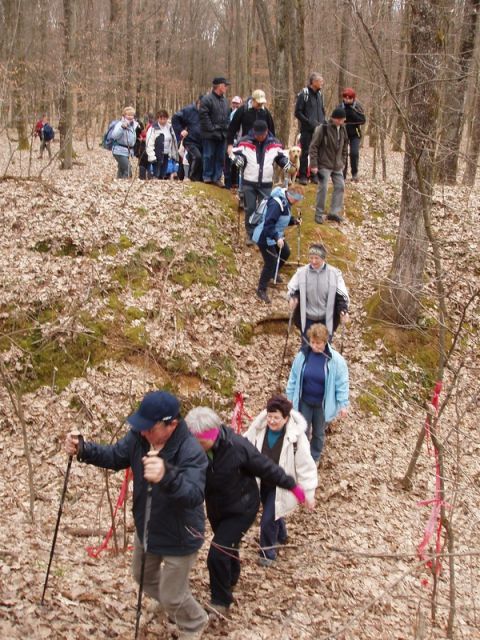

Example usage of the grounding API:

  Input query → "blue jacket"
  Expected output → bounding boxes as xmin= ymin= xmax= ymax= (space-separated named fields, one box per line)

xmin=286 ymin=344 xmax=349 ymax=422
xmin=172 ymin=103 xmax=202 ymax=146
xmin=253 ymin=187 xmax=295 ymax=246
xmin=79 ymin=420 xmax=207 ymax=556
xmin=111 ymin=121 xmax=137 ymax=157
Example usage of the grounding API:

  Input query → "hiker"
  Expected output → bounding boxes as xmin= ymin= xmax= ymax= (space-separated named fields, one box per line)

xmin=185 ymin=406 xmax=309 ymax=615
xmin=36 ymin=114 xmax=54 ymax=159
xmin=287 ymin=243 xmax=349 ymax=340
xmin=337 ymin=87 xmax=366 ymax=182
xmin=286 ymin=323 xmax=349 ymax=465
xmin=64 ymin=391 xmax=209 ymax=640
xmin=136 ymin=113 xmax=154 ymax=180
xmin=172 ymin=97 xmax=203 ymax=182
xmin=230 ymin=119 xmax=290 ymax=246
xmin=226 ymin=89 xmax=275 ymax=157
xmin=145 ymin=110 xmax=179 ymax=180
xmin=244 ymin=394 xmax=317 ymax=565
xmin=199 ymin=77 xmax=230 ymax=186
xmin=252 ymin=183 xmax=303 ymax=304
xmin=309 ymin=107 xmax=349 ymax=223
xmin=224 ymin=95 xmax=243 ymax=189
xmin=110 ymin=106 xmax=137 ymax=179
xmin=294 ymin=72 xmax=326 ymax=185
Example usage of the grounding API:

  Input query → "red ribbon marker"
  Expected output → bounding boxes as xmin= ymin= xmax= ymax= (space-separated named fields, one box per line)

xmin=231 ymin=391 xmax=252 ymax=434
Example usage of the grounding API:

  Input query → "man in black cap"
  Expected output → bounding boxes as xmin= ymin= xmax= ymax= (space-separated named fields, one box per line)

xmin=309 ymin=107 xmax=349 ymax=223
xmin=199 ymin=77 xmax=230 ymax=186
xmin=229 ymin=119 xmax=290 ymax=245
xmin=64 ymin=391 xmax=209 ymax=640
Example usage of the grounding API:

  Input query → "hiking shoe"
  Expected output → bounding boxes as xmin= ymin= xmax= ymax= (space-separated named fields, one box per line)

xmin=268 ymin=275 xmax=283 ymax=285
xmin=351 ymin=176 xmax=359 ymax=183
xmin=208 ymin=602 xmax=230 ymax=618
xmin=297 ymin=177 xmax=308 ymax=185
xmin=327 ymin=213 xmax=344 ymax=223
xmin=311 ymin=174 xmax=319 ymax=184
xmin=245 ymin=236 xmax=254 ymax=246
xmin=177 ymin=614 xmax=209 ymax=639
xmin=256 ymin=289 xmax=271 ymax=304
xmin=214 ymin=180 xmax=224 ymax=188
xmin=257 ymin=556 xmax=276 ymax=567
xmin=315 ymin=215 xmax=324 ymax=224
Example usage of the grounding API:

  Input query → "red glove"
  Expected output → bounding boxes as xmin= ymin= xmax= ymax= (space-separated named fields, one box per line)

xmin=290 ymin=485 xmax=306 ymax=503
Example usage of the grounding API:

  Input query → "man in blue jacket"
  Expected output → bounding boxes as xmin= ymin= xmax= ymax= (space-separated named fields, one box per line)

xmin=65 ymin=391 xmax=209 ymax=640
xmin=172 ymin=97 xmax=203 ymax=182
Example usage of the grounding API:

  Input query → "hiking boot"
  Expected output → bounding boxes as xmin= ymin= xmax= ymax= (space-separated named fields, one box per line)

xmin=208 ymin=602 xmax=230 ymax=618
xmin=351 ymin=175 xmax=359 ymax=183
xmin=311 ymin=174 xmax=319 ymax=184
xmin=245 ymin=236 xmax=254 ymax=246
xmin=297 ymin=176 xmax=308 ymax=185
xmin=327 ymin=213 xmax=344 ymax=223
xmin=315 ymin=215 xmax=324 ymax=224
xmin=268 ymin=275 xmax=283 ymax=285
xmin=257 ymin=556 xmax=276 ymax=567
xmin=256 ymin=289 xmax=271 ymax=304
xmin=214 ymin=180 xmax=224 ymax=188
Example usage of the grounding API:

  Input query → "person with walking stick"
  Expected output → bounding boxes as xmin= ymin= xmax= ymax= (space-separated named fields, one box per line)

xmin=251 ymin=183 xmax=304 ymax=304
xmin=64 ymin=391 xmax=209 ymax=640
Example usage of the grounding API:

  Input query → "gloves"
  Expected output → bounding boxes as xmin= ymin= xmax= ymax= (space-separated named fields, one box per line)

xmin=290 ymin=485 xmax=306 ymax=503
xmin=232 ymin=155 xmax=245 ymax=169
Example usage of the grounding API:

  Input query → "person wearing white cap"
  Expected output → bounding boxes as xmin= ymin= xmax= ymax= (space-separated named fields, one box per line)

xmin=226 ymin=89 xmax=275 ymax=156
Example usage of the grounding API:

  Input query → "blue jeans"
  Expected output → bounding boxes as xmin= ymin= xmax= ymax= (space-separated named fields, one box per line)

xmin=259 ymin=484 xmax=287 ymax=560
xmin=202 ymin=138 xmax=226 ymax=182
xmin=299 ymin=398 xmax=326 ymax=462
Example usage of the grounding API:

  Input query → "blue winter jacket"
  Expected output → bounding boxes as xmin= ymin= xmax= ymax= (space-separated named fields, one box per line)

xmin=111 ymin=121 xmax=137 ymax=157
xmin=79 ymin=419 xmax=207 ymax=556
xmin=172 ymin=103 xmax=202 ymax=146
xmin=286 ymin=344 xmax=349 ymax=422
xmin=253 ymin=187 xmax=295 ymax=246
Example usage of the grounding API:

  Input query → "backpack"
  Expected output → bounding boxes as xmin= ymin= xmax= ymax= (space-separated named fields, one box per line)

xmin=248 ymin=196 xmax=271 ymax=227
xmin=251 ymin=189 xmax=286 ymax=244
xmin=41 ymin=123 xmax=54 ymax=141
xmin=101 ymin=119 xmax=120 ymax=150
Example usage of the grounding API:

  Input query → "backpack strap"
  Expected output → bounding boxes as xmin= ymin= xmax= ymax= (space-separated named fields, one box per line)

xmin=303 ymin=87 xmax=309 ymax=102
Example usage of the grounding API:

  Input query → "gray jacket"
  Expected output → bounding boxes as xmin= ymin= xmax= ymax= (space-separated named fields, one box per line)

xmin=309 ymin=121 xmax=349 ymax=172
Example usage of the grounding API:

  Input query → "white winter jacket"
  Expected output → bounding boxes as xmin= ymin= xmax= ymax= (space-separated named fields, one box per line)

xmin=244 ymin=409 xmax=318 ymax=519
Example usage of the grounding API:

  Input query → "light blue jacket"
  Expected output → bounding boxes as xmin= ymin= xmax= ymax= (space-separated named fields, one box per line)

xmin=111 ymin=121 xmax=137 ymax=157
xmin=285 ymin=344 xmax=349 ymax=422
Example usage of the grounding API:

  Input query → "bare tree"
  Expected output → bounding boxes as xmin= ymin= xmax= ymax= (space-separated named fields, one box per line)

xmin=59 ymin=0 xmax=75 ymax=169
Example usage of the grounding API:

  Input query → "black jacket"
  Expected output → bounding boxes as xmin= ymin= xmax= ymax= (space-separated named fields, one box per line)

xmin=227 ymin=100 xmax=276 ymax=146
xmin=337 ymin=100 xmax=366 ymax=139
xmin=172 ymin=102 xmax=202 ymax=146
xmin=294 ymin=86 xmax=326 ymax=133
xmin=199 ymin=91 xmax=230 ymax=141
xmin=79 ymin=420 xmax=207 ymax=556
xmin=205 ymin=425 xmax=296 ymax=524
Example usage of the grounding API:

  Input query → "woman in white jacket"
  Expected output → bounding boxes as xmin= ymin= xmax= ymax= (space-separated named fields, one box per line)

xmin=244 ymin=394 xmax=317 ymax=566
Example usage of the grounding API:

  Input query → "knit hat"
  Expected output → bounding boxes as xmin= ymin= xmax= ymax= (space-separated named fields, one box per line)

xmin=342 ymin=87 xmax=356 ymax=99
xmin=252 ymin=120 xmax=268 ymax=134
xmin=331 ymin=107 xmax=346 ymax=119
xmin=308 ymin=244 xmax=327 ymax=259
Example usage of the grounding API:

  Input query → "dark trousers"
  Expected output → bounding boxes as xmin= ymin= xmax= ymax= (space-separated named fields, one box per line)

xmin=186 ymin=142 xmax=203 ymax=181
xmin=299 ymin=130 xmax=313 ymax=179
xmin=259 ymin=485 xmax=287 ymax=560
xmin=344 ymin=136 xmax=361 ymax=178
xmin=258 ymin=242 xmax=290 ymax=292
xmin=207 ymin=510 xmax=257 ymax=607
xmin=243 ymin=184 xmax=271 ymax=237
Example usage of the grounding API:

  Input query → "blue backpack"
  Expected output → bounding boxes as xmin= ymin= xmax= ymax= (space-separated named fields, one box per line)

xmin=101 ymin=120 xmax=119 ymax=150
xmin=251 ymin=187 xmax=286 ymax=244
xmin=41 ymin=123 xmax=54 ymax=141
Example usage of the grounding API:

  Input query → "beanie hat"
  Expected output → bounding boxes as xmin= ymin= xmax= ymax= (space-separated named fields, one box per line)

xmin=342 ymin=87 xmax=356 ymax=99
xmin=252 ymin=120 xmax=268 ymax=134
xmin=331 ymin=107 xmax=346 ymax=119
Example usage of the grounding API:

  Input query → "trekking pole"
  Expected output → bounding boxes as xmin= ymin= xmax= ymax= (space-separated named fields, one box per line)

xmin=296 ymin=210 xmax=302 ymax=267
xmin=277 ymin=307 xmax=295 ymax=388
xmin=41 ymin=434 xmax=84 ymax=605
xmin=236 ymin=168 xmax=244 ymax=244
xmin=339 ymin=313 xmax=346 ymax=355
xmin=134 ymin=450 xmax=158 ymax=639
xmin=273 ymin=248 xmax=282 ymax=284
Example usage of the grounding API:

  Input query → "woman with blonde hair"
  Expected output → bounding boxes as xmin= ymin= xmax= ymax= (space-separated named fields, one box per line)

xmin=286 ymin=322 xmax=349 ymax=464
xmin=110 ymin=106 xmax=137 ymax=178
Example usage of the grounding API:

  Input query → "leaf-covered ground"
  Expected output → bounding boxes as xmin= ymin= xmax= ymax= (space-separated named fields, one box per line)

xmin=0 ymin=139 xmax=479 ymax=639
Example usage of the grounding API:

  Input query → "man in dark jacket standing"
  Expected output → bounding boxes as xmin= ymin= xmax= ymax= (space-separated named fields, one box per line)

xmin=294 ymin=72 xmax=326 ymax=185
xmin=185 ymin=407 xmax=309 ymax=615
xmin=172 ymin=97 xmax=203 ymax=182
xmin=337 ymin=87 xmax=366 ymax=182
xmin=199 ymin=77 xmax=230 ymax=186
xmin=65 ymin=391 xmax=209 ymax=640
xmin=309 ymin=107 xmax=349 ymax=223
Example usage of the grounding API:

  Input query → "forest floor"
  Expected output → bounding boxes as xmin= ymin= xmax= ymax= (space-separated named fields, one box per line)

xmin=0 ymin=137 xmax=479 ymax=640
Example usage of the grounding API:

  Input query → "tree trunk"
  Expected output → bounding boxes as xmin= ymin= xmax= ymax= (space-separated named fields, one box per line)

xmin=59 ymin=0 xmax=75 ymax=170
xmin=337 ymin=0 xmax=350 ymax=100
xmin=436 ymin=0 xmax=479 ymax=184
xmin=378 ymin=0 xmax=446 ymax=325
xmin=124 ymin=0 xmax=134 ymax=105
xmin=463 ymin=74 xmax=480 ymax=185
xmin=11 ymin=0 xmax=29 ymax=150
xmin=291 ymin=0 xmax=305 ymax=95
